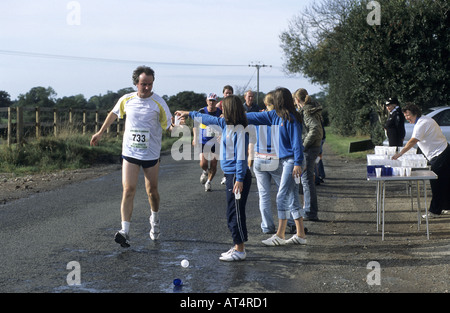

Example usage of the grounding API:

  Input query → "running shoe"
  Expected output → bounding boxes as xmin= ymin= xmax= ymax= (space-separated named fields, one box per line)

xmin=219 ymin=249 xmax=246 ymax=262
xmin=286 ymin=234 xmax=307 ymax=245
xmin=205 ymin=181 xmax=211 ymax=192
xmin=221 ymin=247 xmax=235 ymax=257
xmin=200 ymin=171 xmax=208 ymax=184
xmin=149 ymin=216 xmax=160 ymax=240
xmin=262 ymin=234 xmax=286 ymax=246
xmin=422 ymin=212 xmax=441 ymax=219
xmin=114 ymin=230 xmax=130 ymax=248
xmin=221 ymin=177 xmax=226 ymax=185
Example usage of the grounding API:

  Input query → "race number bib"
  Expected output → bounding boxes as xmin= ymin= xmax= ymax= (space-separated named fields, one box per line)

xmin=128 ymin=129 xmax=149 ymax=149
xmin=205 ymin=125 xmax=215 ymax=137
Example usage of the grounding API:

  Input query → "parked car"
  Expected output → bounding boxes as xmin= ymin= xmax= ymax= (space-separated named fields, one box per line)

xmin=383 ymin=106 xmax=450 ymax=146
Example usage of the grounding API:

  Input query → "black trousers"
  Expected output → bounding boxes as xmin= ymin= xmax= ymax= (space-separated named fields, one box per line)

xmin=429 ymin=145 xmax=450 ymax=214
xmin=225 ymin=170 xmax=252 ymax=245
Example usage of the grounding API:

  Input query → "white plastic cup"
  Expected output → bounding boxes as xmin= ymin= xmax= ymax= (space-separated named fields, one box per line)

xmin=400 ymin=167 xmax=406 ymax=176
xmin=405 ymin=167 xmax=412 ymax=177
xmin=375 ymin=168 xmax=382 ymax=177
xmin=235 ymin=190 xmax=241 ymax=200
xmin=295 ymin=174 xmax=301 ymax=184
xmin=174 ymin=115 xmax=181 ymax=126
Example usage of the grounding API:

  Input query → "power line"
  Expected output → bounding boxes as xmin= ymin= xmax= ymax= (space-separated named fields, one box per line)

xmin=243 ymin=68 xmax=257 ymax=91
xmin=0 ymin=49 xmax=249 ymax=68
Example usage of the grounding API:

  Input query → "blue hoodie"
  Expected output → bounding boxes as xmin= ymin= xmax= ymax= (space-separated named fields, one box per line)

xmin=246 ymin=110 xmax=303 ymax=166
xmin=189 ymin=111 xmax=249 ymax=182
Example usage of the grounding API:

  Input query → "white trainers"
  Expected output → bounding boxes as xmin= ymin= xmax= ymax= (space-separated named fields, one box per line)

xmin=422 ymin=212 xmax=441 ymax=219
xmin=149 ymin=215 xmax=160 ymax=240
xmin=221 ymin=247 xmax=235 ymax=257
xmin=221 ymin=177 xmax=227 ymax=185
xmin=286 ymin=234 xmax=307 ymax=245
xmin=205 ymin=181 xmax=211 ymax=192
xmin=200 ymin=171 xmax=208 ymax=184
xmin=219 ymin=248 xmax=246 ymax=262
xmin=262 ymin=234 xmax=286 ymax=246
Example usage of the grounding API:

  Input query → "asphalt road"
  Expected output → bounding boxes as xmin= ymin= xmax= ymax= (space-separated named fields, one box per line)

xmin=0 ymin=151 xmax=305 ymax=294
xmin=1 ymin=145 xmax=449 ymax=297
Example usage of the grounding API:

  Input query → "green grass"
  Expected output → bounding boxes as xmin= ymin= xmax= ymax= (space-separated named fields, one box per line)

xmin=1 ymin=126 xmax=372 ymax=175
xmin=324 ymin=127 xmax=373 ymax=160
xmin=0 ymin=130 xmax=183 ymax=175
xmin=0 ymin=134 xmax=122 ymax=174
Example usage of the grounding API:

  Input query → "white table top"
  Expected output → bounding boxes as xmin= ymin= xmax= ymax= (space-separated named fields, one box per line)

xmin=367 ymin=170 xmax=437 ymax=182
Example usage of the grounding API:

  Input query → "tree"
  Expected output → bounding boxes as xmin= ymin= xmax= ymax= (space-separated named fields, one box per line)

xmin=88 ymin=89 xmax=130 ymax=110
xmin=165 ymin=91 xmax=206 ymax=112
xmin=280 ymin=0 xmax=450 ymax=141
xmin=16 ymin=86 xmax=57 ymax=107
xmin=55 ymin=94 xmax=89 ymax=109
xmin=0 ymin=91 xmax=13 ymax=107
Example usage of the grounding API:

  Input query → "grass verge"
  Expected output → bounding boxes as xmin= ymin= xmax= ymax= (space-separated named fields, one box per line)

xmin=0 ymin=134 xmax=122 ymax=175
xmin=1 ymin=126 xmax=372 ymax=175
xmin=324 ymin=127 xmax=373 ymax=160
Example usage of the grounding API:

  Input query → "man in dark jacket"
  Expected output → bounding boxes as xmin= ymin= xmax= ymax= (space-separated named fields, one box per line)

xmin=384 ymin=97 xmax=406 ymax=147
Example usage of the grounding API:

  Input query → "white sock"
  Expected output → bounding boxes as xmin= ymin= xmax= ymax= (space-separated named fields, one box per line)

xmin=121 ymin=221 xmax=130 ymax=234
xmin=151 ymin=211 xmax=159 ymax=222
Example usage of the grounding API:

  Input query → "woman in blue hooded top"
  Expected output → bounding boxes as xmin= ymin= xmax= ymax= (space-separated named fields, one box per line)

xmin=175 ymin=95 xmax=252 ymax=262
xmin=247 ymin=87 xmax=307 ymax=246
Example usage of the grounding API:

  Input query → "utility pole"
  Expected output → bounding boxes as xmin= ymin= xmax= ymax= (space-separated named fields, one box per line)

xmin=248 ymin=62 xmax=272 ymax=106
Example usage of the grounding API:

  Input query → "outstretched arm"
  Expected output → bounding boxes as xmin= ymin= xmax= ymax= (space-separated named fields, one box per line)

xmin=90 ymin=111 xmax=118 ymax=146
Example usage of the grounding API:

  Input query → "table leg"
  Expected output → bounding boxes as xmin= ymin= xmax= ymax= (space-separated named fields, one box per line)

xmin=409 ymin=181 xmax=414 ymax=211
xmin=376 ymin=181 xmax=380 ymax=231
xmin=424 ymin=180 xmax=429 ymax=240
xmin=382 ymin=181 xmax=386 ymax=241
xmin=416 ymin=181 xmax=421 ymax=230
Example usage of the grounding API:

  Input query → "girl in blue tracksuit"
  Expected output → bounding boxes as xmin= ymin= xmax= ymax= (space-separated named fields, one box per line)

xmin=246 ymin=87 xmax=307 ymax=246
xmin=175 ymin=95 xmax=251 ymax=262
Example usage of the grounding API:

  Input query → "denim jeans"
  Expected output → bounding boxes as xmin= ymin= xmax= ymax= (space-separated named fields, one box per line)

xmin=301 ymin=146 xmax=321 ymax=219
xmin=253 ymin=157 xmax=282 ymax=233
xmin=277 ymin=157 xmax=302 ymax=220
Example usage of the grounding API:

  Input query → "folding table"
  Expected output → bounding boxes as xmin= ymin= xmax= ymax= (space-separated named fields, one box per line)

xmin=367 ymin=170 xmax=437 ymax=240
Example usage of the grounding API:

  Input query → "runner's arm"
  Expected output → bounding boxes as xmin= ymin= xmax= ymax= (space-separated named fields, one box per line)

xmin=90 ymin=111 xmax=119 ymax=146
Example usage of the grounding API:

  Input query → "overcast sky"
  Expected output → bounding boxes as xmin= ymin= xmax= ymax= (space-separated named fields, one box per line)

xmin=0 ymin=0 xmax=322 ymax=101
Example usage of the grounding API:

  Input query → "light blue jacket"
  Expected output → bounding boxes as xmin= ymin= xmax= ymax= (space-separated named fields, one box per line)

xmin=246 ymin=110 xmax=304 ymax=166
xmin=189 ymin=111 xmax=249 ymax=182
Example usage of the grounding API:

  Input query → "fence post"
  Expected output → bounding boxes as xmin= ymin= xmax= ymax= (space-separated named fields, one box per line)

xmin=7 ymin=107 xmax=12 ymax=146
xmin=35 ymin=107 xmax=41 ymax=139
xmin=95 ymin=110 xmax=99 ymax=133
xmin=83 ymin=110 xmax=87 ymax=135
xmin=116 ymin=116 xmax=120 ymax=137
xmin=106 ymin=111 xmax=111 ymax=134
xmin=53 ymin=108 xmax=58 ymax=136
xmin=69 ymin=108 xmax=73 ymax=128
xmin=16 ymin=107 xmax=24 ymax=146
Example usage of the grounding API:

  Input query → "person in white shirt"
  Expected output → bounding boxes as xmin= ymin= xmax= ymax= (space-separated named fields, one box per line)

xmin=90 ymin=66 xmax=174 ymax=247
xmin=393 ymin=103 xmax=450 ymax=218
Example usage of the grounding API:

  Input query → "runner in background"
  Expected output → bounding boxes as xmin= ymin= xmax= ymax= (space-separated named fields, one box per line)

xmin=193 ymin=93 xmax=222 ymax=192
